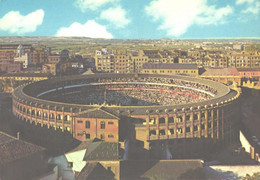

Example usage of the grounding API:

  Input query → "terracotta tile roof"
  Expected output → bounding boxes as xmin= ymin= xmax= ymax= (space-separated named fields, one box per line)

xmin=78 ymin=107 xmax=119 ymax=119
xmin=202 ymin=68 xmax=240 ymax=76
xmin=0 ymin=132 xmax=45 ymax=165
xmin=143 ymin=63 xmax=198 ymax=69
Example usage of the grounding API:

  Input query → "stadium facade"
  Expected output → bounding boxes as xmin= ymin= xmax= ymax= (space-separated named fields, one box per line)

xmin=12 ymin=74 xmax=241 ymax=158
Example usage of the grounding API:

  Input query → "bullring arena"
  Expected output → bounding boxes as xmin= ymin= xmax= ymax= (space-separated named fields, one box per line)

xmin=12 ymin=74 xmax=241 ymax=158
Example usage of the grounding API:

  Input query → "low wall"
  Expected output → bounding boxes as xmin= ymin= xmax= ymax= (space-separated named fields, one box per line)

xmin=240 ymin=131 xmax=259 ymax=162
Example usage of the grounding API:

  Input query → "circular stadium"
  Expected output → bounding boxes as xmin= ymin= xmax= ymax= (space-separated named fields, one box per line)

xmin=12 ymin=73 xmax=241 ymax=158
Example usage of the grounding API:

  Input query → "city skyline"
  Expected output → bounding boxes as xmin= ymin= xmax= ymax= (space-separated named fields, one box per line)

xmin=0 ymin=0 xmax=259 ymax=39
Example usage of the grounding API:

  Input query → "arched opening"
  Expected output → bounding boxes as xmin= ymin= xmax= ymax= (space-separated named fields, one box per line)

xmin=150 ymin=130 xmax=156 ymax=136
xmin=159 ymin=117 xmax=165 ymax=124
xmin=27 ymin=109 xmax=30 ymax=115
xmin=159 ymin=129 xmax=165 ymax=135
xmin=168 ymin=116 xmax=174 ymax=123
xmin=56 ymin=114 xmax=61 ymax=120
xmin=37 ymin=111 xmax=41 ymax=117
xmin=194 ymin=114 xmax=198 ymax=120
xmin=23 ymin=107 xmax=26 ymax=113
xmin=49 ymin=113 xmax=54 ymax=119
xmin=32 ymin=110 xmax=35 ymax=116
xmin=169 ymin=129 xmax=174 ymax=135
xmin=177 ymin=128 xmax=182 ymax=134
xmin=194 ymin=125 xmax=198 ymax=131
xmin=176 ymin=116 xmax=183 ymax=123
xmin=149 ymin=118 xmax=155 ymax=124
xmin=201 ymin=112 xmax=205 ymax=119
xmin=64 ymin=115 xmax=70 ymax=121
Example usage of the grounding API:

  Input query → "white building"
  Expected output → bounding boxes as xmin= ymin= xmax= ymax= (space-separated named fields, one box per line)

xmin=14 ymin=44 xmax=30 ymax=69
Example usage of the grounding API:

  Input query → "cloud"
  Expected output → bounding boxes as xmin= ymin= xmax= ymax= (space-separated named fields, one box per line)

xmin=236 ymin=0 xmax=254 ymax=5
xmin=195 ymin=5 xmax=233 ymax=25
xmin=145 ymin=0 xmax=233 ymax=37
xmin=100 ymin=6 xmax=130 ymax=28
xmin=74 ymin=0 xmax=118 ymax=11
xmin=236 ymin=0 xmax=260 ymax=14
xmin=0 ymin=9 xmax=44 ymax=34
xmin=242 ymin=3 xmax=260 ymax=14
xmin=56 ymin=20 xmax=113 ymax=39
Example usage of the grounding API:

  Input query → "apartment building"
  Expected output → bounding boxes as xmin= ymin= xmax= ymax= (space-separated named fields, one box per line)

xmin=95 ymin=48 xmax=114 ymax=73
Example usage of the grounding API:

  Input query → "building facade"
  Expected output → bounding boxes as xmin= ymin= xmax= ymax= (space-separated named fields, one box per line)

xmin=142 ymin=63 xmax=198 ymax=76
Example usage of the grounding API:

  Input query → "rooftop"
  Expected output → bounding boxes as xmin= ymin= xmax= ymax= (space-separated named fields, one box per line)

xmin=78 ymin=107 xmax=119 ymax=120
xmin=83 ymin=141 xmax=120 ymax=161
xmin=141 ymin=160 xmax=205 ymax=180
xmin=0 ymin=132 xmax=45 ymax=165
xmin=201 ymin=68 xmax=240 ymax=76
xmin=76 ymin=162 xmax=114 ymax=180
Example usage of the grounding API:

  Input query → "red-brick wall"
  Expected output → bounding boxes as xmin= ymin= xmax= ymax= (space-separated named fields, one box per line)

xmin=75 ymin=117 xmax=119 ymax=142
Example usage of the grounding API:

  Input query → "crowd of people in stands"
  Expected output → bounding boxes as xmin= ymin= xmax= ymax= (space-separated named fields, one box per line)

xmin=40 ymin=77 xmax=218 ymax=106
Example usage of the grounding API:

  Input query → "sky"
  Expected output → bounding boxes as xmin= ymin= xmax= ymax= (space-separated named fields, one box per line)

xmin=0 ymin=0 xmax=259 ymax=39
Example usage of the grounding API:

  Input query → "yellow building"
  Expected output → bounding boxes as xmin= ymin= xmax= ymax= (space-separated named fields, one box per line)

xmin=42 ymin=64 xmax=57 ymax=75
xmin=113 ymin=49 xmax=132 ymax=73
xmin=142 ymin=63 xmax=198 ymax=76
xmin=95 ymin=48 xmax=114 ymax=73
xmin=129 ymin=50 xmax=149 ymax=73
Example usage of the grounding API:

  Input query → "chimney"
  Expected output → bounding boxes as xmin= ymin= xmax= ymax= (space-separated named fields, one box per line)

xmin=17 ymin=132 xmax=20 ymax=140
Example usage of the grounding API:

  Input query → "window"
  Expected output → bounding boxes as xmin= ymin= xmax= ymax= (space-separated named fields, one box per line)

xmin=67 ymin=162 xmax=73 ymax=168
xmin=177 ymin=128 xmax=182 ymax=134
xmin=77 ymin=133 xmax=84 ymax=136
xmin=168 ymin=117 xmax=174 ymax=123
xmin=194 ymin=125 xmax=198 ymax=131
xmin=85 ymin=133 xmax=90 ymax=139
xmin=100 ymin=121 xmax=105 ymax=129
xmin=100 ymin=134 xmax=105 ymax=140
xmin=85 ymin=121 xmax=90 ymax=128
xmin=77 ymin=120 xmax=83 ymax=123
xmin=108 ymin=134 xmax=114 ymax=138
xmin=108 ymin=121 xmax=114 ymax=125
